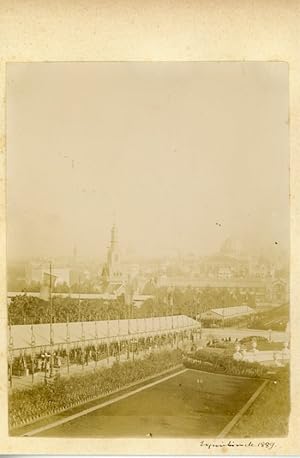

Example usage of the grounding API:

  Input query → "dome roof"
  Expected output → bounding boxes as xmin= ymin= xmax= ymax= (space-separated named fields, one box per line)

xmin=220 ymin=237 xmax=243 ymax=256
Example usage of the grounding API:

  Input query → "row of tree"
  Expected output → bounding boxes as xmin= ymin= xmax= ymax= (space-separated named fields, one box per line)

xmin=8 ymin=285 xmax=257 ymax=325
xmin=8 ymin=295 xmax=126 ymax=325
xmin=142 ymin=284 xmax=256 ymax=309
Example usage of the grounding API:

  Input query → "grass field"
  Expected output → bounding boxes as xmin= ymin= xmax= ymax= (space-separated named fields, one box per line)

xmin=31 ymin=369 xmax=262 ymax=438
xmin=231 ymin=370 xmax=290 ymax=437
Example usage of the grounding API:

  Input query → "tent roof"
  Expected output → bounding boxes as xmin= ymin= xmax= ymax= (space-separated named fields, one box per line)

xmin=10 ymin=315 xmax=198 ymax=350
xmin=209 ymin=305 xmax=255 ymax=317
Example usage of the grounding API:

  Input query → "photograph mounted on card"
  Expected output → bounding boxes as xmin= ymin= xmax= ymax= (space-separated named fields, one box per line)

xmin=6 ymin=61 xmax=290 ymax=441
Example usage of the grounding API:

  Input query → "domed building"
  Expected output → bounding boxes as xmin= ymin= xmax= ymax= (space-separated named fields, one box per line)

xmin=198 ymin=237 xmax=250 ymax=280
xmin=219 ymin=237 xmax=244 ymax=258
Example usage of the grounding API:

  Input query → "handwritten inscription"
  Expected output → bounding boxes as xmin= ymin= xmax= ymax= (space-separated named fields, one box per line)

xmin=199 ymin=440 xmax=276 ymax=451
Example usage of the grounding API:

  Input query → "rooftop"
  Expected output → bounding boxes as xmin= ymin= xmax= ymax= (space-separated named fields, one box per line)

xmin=9 ymin=315 xmax=198 ymax=350
xmin=206 ymin=305 xmax=255 ymax=318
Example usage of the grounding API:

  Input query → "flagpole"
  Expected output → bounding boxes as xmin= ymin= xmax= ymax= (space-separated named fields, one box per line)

xmin=107 ymin=308 xmax=110 ymax=366
xmin=66 ymin=315 xmax=70 ymax=375
xmin=78 ymin=275 xmax=81 ymax=321
xmin=107 ymin=311 xmax=110 ymax=366
xmin=136 ymin=309 xmax=139 ymax=356
xmin=127 ymin=301 xmax=130 ymax=360
xmin=171 ymin=289 xmax=175 ymax=347
xmin=78 ymin=276 xmax=85 ymax=370
xmin=81 ymin=320 xmax=85 ymax=371
xmin=117 ymin=313 xmax=120 ymax=362
xmin=158 ymin=315 xmax=161 ymax=348
xmin=31 ymin=322 xmax=36 ymax=385
xmin=171 ymin=289 xmax=174 ymax=329
xmin=49 ymin=261 xmax=54 ymax=378
xmin=131 ymin=301 xmax=134 ymax=361
xmin=104 ymin=301 xmax=110 ymax=366
xmin=151 ymin=309 xmax=154 ymax=348
xmin=94 ymin=319 xmax=98 ymax=370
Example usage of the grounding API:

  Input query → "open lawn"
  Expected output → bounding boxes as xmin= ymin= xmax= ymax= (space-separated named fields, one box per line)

xmin=231 ymin=369 xmax=290 ymax=437
xmin=31 ymin=369 xmax=262 ymax=438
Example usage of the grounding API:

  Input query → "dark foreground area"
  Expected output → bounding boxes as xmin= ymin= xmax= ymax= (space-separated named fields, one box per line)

xmin=33 ymin=370 xmax=261 ymax=438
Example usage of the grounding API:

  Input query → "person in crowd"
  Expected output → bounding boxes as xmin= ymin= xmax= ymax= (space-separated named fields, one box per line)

xmin=45 ymin=356 xmax=50 ymax=377
xmin=37 ymin=356 xmax=42 ymax=372
xmin=56 ymin=355 xmax=62 ymax=369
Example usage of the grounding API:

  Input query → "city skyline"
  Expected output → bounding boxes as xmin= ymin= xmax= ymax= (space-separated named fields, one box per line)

xmin=7 ymin=62 xmax=289 ymax=260
xmin=7 ymin=226 xmax=287 ymax=264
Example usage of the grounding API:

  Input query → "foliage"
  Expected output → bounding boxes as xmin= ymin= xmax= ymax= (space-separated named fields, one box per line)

xmin=8 ymin=285 xmax=289 ymax=330
xmin=140 ymin=285 xmax=252 ymax=318
xmin=240 ymin=335 xmax=269 ymax=344
xmin=231 ymin=366 xmax=290 ymax=437
xmin=8 ymin=294 xmax=126 ymax=325
xmin=9 ymin=349 xmax=182 ymax=429
xmin=245 ymin=304 xmax=289 ymax=331
xmin=183 ymin=349 xmax=275 ymax=378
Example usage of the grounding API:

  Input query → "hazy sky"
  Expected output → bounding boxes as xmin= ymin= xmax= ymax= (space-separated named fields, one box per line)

xmin=7 ymin=62 xmax=289 ymax=260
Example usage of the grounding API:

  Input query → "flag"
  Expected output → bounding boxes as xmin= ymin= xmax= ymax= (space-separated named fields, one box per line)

xmin=40 ymin=272 xmax=57 ymax=301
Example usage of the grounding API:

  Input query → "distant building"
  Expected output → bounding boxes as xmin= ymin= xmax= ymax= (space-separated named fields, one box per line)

xmin=106 ymin=224 xmax=123 ymax=281
xmin=100 ymin=224 xmax=140 ymax=304
xmin=25 ymin=263 xmax=72 ymax=286
xmin=155 ymin=236 xmax=288 ymax=305
xmin=132 ymin=294 xmax=154 ymax=308
xmin=201 ymin=305 xmax=255 ymax=321
xmin=219 ymin=237 xmax=244 ymax=258
xmin=271 ymin=278 xmax=289 ymax=303
xmin=199 ymin=237 xmax=250 ymax=279
xmin=101 ymin=224 xmax=124 ymax=284
xmin=218 ymin=266 xmax=233 ymax=280
xmin=100 ymin=224 xmax=124 ymax=291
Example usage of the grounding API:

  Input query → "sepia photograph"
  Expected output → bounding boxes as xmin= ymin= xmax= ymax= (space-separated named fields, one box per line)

xmin=6 ymin=61 xmax=290 ymax=441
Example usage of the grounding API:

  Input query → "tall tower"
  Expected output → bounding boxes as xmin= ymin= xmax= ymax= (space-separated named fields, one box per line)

xmin=107 ymin=223 xmax=122 ymax=282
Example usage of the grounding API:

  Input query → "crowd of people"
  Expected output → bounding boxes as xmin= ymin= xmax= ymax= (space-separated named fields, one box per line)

xmin=9 ymin=349 xmax=183 ymax=429
xmin=206 ymin=336 xmax=234 ymax=348
xmin=8 ymin=330 xmax=187 ymax=379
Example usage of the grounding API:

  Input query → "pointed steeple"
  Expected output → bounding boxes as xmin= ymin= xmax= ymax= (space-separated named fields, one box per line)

xmin=111 ymin=223 xmax=118 ymax=246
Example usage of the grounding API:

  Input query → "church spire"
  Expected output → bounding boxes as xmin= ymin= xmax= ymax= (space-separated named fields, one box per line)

xmin=111 ymin=223 xmax=118 ymax=246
